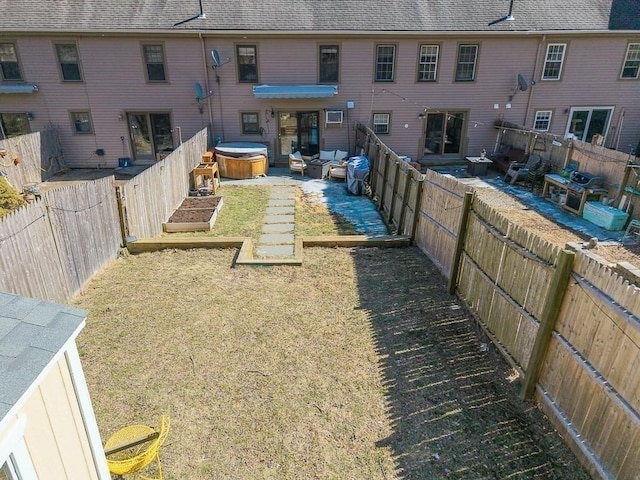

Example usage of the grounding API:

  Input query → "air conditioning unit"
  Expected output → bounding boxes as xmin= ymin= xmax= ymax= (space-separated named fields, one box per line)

xmin=325 ymin=110 xmax=344 ymax=125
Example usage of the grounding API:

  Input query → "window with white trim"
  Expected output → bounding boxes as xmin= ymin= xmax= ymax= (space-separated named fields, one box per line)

xmin=418 ymin=44 xmax=439 ymax=82
xmin=542 ymin=44 xmax=566 ymax=80
xmin=0 ymin=417 xmax=37 ymax=480
xmin=455 ymin=44 xmax=478 ymax=82
xmin=375 ymin=45 xmax=395 ymax=82
xmin=372 ymin=112 xmax=390 ymax=134
xmin=534 ymin=111 xmax=552 ymax=131
xmin=621 ymin=43 xmax=640 ymax=79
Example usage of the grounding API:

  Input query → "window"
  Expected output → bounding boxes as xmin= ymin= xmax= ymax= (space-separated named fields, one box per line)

xmin=455 ymin=44 xmax=478 ymax=81
xmin=241 ymin=112 xmax=260 ymax=134
xmin=542 ymin=43 xmax=566 ymax=80
xmin=621 ymin=43 xmax=640 ymax=79
xmin=534 ymin=111 xmax=552 ymax=131
xmin=565 ymin=107 xmax=614 ymax=143
xmin=319 ymin=45 xmax=339 ymax=83
xmin=55 ymin=43 xmax=82 ymax=81
xmin=372 ymin=113 xmax=390 ymax=134
xmin=237 ymin=45 xmax=258 ymax=83
xmin=0 ymin=43 xmax=22 ymax=81
xmin=0 ymin=113 xmax=30 ymax=139
xmin=418 ymin=44 xmax=439 ymax=82
xmin=142 ymin=44 xmax=167 ymax=82
xmin=375 ymin=45 xmax=395 ymax=82
xmin=70 ymin=111 xmax=93 ymax=134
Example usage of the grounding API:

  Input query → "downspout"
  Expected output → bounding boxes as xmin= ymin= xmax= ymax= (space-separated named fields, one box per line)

xmin=199 ymin=33 xmax=214 ymax=144
xmin=523 ymin=34 xmax=546 ymax=128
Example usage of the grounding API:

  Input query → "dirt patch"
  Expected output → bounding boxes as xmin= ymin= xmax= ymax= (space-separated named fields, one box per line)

xmin=474 ymin=186 xmax=640 ymax=268
xmin=166 ymin=195 xmax=221 ymax=223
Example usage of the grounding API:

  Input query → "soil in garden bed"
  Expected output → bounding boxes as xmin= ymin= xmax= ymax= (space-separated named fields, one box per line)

xmin=166 ymin=196 xmax=222 ymax=223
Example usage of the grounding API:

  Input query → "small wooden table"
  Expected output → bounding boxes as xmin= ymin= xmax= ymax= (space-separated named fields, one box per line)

xmin=465 ymin=156 xmax=493 ymax=176
xmin=542 ymin=173 xmax=607 ymax=216
xmin=192 ymin=162 xmax=220 ymax=193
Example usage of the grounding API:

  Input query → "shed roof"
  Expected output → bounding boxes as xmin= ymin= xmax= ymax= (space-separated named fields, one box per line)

xmin=0 ymin=292 xmax=86 ymax=420
xmin=0 ymin=0 xmax=638 ymax=33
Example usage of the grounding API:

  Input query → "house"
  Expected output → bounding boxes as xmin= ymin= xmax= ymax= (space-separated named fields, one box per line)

xmin=0 ymin=0 xmax=638 ymax=169
xmin=0 ymin=291 xmax=109 ymax=479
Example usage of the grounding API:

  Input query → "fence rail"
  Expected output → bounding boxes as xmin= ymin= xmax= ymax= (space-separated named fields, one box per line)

xmin=416 ymin=169 xmax=640 ymax=479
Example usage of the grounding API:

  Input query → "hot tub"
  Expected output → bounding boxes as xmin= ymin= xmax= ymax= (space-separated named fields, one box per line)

xmin=214 ymin=142 xmax=269 ymax=179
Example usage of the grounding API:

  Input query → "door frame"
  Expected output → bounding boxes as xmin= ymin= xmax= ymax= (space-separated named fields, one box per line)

xmin=564 ymin=106 xmax=614 ymax=143
xmin=277 ymin=110 xmax=320 ymax=161
xmin=126 ymin=111 xmax=174 ymax=162
xmin=421 ymin=110 xmax=468 ymax=158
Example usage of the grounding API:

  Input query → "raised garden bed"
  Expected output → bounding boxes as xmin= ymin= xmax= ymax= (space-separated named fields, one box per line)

xmin=163 ymin=196 xmax=223 ymax=233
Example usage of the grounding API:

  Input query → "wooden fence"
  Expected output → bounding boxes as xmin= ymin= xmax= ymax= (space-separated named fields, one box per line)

xmin=0 ymin=129 xmax=66 ymax=192
xmin=118 ymin=128 xmax=208 ymax=239
xmin=415 ymin=169 xmax=640 ymax=479
xmin=0 ymin=176 xmax=121 ymax=304
xmin=354 ymin=123 xmax=423 ymax=237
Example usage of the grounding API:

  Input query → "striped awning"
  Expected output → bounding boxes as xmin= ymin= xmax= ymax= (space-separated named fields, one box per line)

xmin=253 ymin=84 xmax=337 ymax=99
xmin=0 ymin=84 xmax=39 ymax=94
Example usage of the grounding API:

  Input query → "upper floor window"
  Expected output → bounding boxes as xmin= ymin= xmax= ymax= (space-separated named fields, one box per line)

xmin=418 ymin=44 xmax=439 ymax=82
xmin=534 ymin=110 xmax=552 ymax=131
xmin=55 ymin=43 xmax=82 ymax=82
xmin=241 ymin=112 xmax=260 ymax=134
xmin=455 ymin=44 xmax=478 ymax=82
xmin=542 ymin=43 xmax=566 ymax=80
xmin=70 ymin=111 xmax=93 ymax=134
xmin=0 ymin=43 xmax=22 ymax=81
xmin=372 ymin=112 xmax=390 ymax=134
xmin=375 ymin=45 xmax=395 ymax=82
xmin=621 ymin=43 xmax=640 ymax=79
xmin=0 ymin=113 xmax=31 ymax=139
xmin=142 ymin=44 xmax=167 ymax=82
xmin=319 ymin=45 xmax=339 ymax=83
xmin=237 ymin=45 xmax=258 ymax=83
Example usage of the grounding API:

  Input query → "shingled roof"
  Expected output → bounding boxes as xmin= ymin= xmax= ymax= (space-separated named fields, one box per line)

xmin=0 ymin=0 xmax=638 ymax=33
xmin=0 ymin=292 xmax=86 ymax=420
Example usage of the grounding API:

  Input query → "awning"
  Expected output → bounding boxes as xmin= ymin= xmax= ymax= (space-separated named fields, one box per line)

xmin=253 ymin=84 xmax=337 ymax=99
xmin=0 ymin=84 xmax=39 ymax=94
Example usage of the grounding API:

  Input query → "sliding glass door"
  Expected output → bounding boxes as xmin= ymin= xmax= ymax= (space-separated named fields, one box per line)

xmin=565 ymin=107 xmax=614 ymax=143
xmin=127 ymin=112 xmax=174 ymax=161
xmin=423 ymin=111 xmax=465 ymax=156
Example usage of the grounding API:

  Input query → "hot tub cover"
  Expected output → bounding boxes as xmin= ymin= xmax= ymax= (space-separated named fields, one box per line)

xmin=215 ymin=142 xmax=268 ymax=158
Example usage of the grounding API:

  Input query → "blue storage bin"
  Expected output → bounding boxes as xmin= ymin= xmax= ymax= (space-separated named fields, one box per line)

xmin=582 ymin=201 xmax=629 ymax=231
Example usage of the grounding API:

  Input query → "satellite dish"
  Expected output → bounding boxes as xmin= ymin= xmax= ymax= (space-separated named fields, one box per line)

xmin=517 ymin=74 xmax=528 ymax=91
xmin=211 ymin=50 xmax=221 ymax=67
xmin=194 ymin=82 xmax=213 ymax=102
xmin=194 ymin=82 xmax=205 ymax=100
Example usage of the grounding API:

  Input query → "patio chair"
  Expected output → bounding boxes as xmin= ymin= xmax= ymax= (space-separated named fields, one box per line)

xmin=505 ymin=154 xmax=541 ymax=185
xmin=524 ymin=158 xmax=553 ymax=190
xmin=328 ymin=160 xmax=347 ymax=180
xmin=289 ymin=151 xmax=306 ymax=176
xmin=104 ymin=415 xmax=169 ymax=480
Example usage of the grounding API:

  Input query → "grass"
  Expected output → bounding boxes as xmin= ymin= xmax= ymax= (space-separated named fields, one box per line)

xmin=295 ymin=189 xmax=360 ymax=236
xmin=73 ymin=247 xmax=590 ymax=480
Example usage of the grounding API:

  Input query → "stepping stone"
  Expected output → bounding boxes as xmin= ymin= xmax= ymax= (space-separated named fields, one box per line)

xmin=266 ymin=206 xmax=294 ymax=215
xmin=257 ymin=244 xmax=295 ymax=257
xmin=264 ymin=214 xmax=295 ymax=224
xmin=259 ymin=233 xmax=295 ymax=244
xmin=262 ymin=223 xmax=294 ymax=233
xmin=268 ymin=199 xmax=295 ymax=207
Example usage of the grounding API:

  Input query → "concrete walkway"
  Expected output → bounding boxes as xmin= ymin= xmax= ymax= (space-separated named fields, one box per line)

xmin=221 ymin=167 xmax=388 ymax=259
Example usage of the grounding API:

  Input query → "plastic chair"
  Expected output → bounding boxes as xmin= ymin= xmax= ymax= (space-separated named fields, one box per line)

xmin=505 ymin=154 xmax=541 ymax=185
xmin=104 ymin=415 xmax=169 ymax=480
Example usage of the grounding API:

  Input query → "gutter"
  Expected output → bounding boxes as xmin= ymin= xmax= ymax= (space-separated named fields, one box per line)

xmin=523 ymin=34 xmax=545 ymax=128
xmin=199 ymin=33 xmax=214 ymax=143
xmin=1 ymin=28 xmax=638 ymax=37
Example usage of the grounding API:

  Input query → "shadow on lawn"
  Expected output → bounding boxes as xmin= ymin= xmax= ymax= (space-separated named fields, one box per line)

xmin=352 ymin=247 xmax=590 ymax=479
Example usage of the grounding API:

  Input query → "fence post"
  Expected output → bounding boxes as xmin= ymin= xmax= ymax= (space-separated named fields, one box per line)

xmin=387 ymin=160 xmax=401 ymax=230
xmin=378 ymin=151 xmax=391 ymax=211
xmin=448 ymin=191 xmax=473 ymax=294
xmin=397 ymin=166 xmax=412 ymax=235
xmin=520 ymin=249 xmax=575 ymax=400
xmin=409 ymin=175 xmax=424 ymax=244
